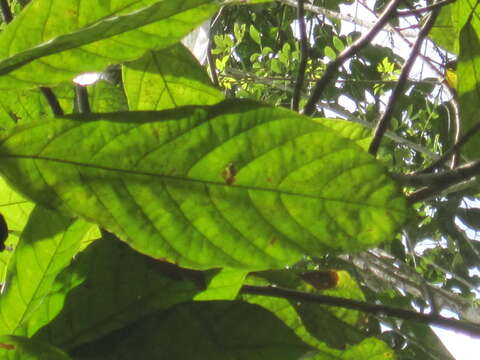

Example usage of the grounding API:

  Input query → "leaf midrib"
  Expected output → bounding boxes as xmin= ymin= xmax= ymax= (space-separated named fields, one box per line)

xmin=0 ymin=154 xmax=405 ymax=213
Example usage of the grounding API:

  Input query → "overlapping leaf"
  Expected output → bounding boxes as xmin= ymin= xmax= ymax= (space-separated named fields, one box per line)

xmin=33 ymin=234 xmax=202 ymax=350
xmin=0 ymin=0 xmax=218 ymax=89
xmin=69 ymin=301 xmax=311 ymax=360
xmin=123 ymin=45 xmax=224 ymax=110
xmin=0 ymin=100 xmax=409 ymax=270
xmin=0 ymin=205 xmax=92 ymax=337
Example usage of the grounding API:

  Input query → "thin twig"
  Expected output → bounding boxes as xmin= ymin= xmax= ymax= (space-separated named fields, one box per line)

xmin=207 ymin=36 xmax=220 ymax=87
xmin=369 ymin=9 xmax=440 ymax=156
xmin=361 ymin=1 xmax=461 ymax=162
xmin=397 ymin=0 xmax=456 ymax=17
xmin=39 ymin=87 xmax=64 ymax=116
xmin=241 ymin=285 xmax=480 ymax=337
xmin=302 ymin=0 xmax=404 ymax=116
xmin=276 ymin=0 xmax=418 ymax=38
xmin=0 ymin=0 xmax=12 ymax=23
xmin=291 ymin=0 xmax=308 ymax=112
xmin=75 ymin=84 xmax=90 ymax=114
xmin=206 ymin=8 xmax=224 ymax=87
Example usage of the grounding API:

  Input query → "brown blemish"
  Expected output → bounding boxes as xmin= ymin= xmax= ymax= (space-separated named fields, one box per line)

xmin=222 ymin=162 xmax=237 ymax=185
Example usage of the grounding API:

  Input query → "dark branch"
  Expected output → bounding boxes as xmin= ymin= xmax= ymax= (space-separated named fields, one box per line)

xmin=0 ymin=0 xmax=12 ymax=23
xmin=302 ymin=0 xmax=403 ymax=116
xmin=368 ymin=9 xmax=440 ymax=156
xmin=75 ymin=84 xmax=91 ymax=114
xmin=400 ymin=161 xmax=480 ymax=203
xmin=40 ymin=87 xmax=64 ymax=116
xmin=394 ymin=160 xmax=480 ymax=187
xmin=241 ymin=284 xmax=480 ymax=337
xmin=418 ymin=119 xmax=480 ymax=174
xmin=291 ymin=0 xmax=308 ymax=112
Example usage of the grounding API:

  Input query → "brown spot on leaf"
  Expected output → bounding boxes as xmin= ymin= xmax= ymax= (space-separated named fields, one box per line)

xmin=0 ymin=343 xmax=15 ymax=350
xmin=300 ymin=270 xmax=339 ymax=290
xmin=222 ymin=162 xmax=237 ymax=185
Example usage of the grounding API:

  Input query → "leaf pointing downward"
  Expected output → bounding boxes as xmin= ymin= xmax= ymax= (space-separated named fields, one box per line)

xmin=0 ymin=100 xmax=409 ymax=270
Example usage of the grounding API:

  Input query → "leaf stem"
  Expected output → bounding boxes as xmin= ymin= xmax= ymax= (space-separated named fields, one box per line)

xmin=40 ymin=87 xmax=64 ymax=116
xmin=75 ymin=84 xmax=91 ymax=114
xmin=0 ymin=0 xmax=12 ymax=23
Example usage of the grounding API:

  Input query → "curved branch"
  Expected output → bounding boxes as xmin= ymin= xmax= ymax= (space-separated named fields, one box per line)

xmin=241 ymin=284 xmax=480 ymax=337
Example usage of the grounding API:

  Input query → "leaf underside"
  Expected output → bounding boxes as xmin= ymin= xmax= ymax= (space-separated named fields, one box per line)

xmin=0 ymin=100 xmax=409 ymax=270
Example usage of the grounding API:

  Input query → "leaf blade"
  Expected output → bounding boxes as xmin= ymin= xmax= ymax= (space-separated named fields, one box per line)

xmin=0 ymin=100 xmax=410 ymax=270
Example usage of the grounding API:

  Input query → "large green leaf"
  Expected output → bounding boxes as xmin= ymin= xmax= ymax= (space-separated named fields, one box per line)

xmin=0 ymin=100 xmax=409 ymax=270
xmin=33 ymin=233 xmax=202 ymax=350
xmin=0 ymin=335 xmax=71 ymax=360
xmin=123 ymin=44 xmax=224 ymax=110
xmin=0 ymin=0 xmax=218 ymax=89
xmin=458 ymin=19 xmax=480 ymax=159
xmin=69 ymin=301 xmax=312 ymax=359
xmin=0 ymin=206 xmax=92 ymax=336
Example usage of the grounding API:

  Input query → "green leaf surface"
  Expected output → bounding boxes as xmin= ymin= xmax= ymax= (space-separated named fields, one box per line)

xmin=123 ymin=45 xmax=224 ymax=110
xmin=194 ymin=268 xmax=248 ymax=300
xmin=87 ymin=80 xmax=128 ymax=113
xmin=70 ymin=301 xmax=312 ymax=360
xmin=458 ymin=19 xmax=480 ymax=159
xmin=0 ymin=177 xmax=34 ymax=277
xmin=33 ymin=233 xmax=202 ymax=350
xmin=0 ymin=206 xmax=92 ymax=336
xmin=0 ymin=0 xmax=218 ymax=89
xmin=305 ymin=338 xmax=394 ymax=360
xmin=0 ymin=100 xmax=409 ymax=270
xmin=429 ymin=0 xmax=478 ymax=54
xmin=0 ymin=84 xmax=74 ymax=129
xmin=0 ymin=335 xmax=71 ymax=360
xmin=315 ymin=118 xmax=372 ymax=150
